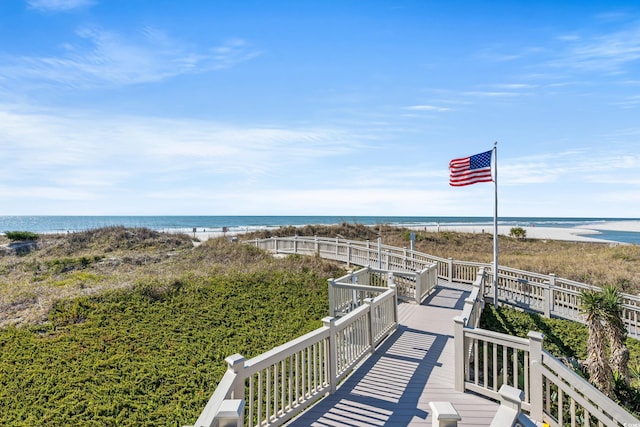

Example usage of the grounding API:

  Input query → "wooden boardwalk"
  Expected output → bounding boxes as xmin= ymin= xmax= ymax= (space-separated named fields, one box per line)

xmin=286 ymin=283 xmax=499 ymax=427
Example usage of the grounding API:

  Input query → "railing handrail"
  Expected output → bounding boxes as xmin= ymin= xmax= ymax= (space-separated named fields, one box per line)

xmin=247 ymin=236 xmax=640 ymax=339
xmin=192 ymin=368 xmax=239 ymax=427
xmin=190 ymin=277 xmax=398 ymax=427
xmin=540 ymin=350 xmax=638 ymax=424
xmin=191 ymin=236 xmax=639 ymax=427
xmin=243 ymin=327 xmax=331 ymax=375
xmin=454 ymin=268 xmax=640 ymax=426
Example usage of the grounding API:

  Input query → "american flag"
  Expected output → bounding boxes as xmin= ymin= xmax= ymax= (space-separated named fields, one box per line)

xmin=449 ymin=150 xmax=493 ymax=186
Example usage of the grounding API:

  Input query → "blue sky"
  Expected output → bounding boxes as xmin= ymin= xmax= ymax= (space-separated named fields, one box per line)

xmin=1 ymin=0 xmax=639 ymax=217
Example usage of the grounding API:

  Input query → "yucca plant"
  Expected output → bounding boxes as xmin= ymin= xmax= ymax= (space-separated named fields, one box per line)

xmin=601 ymin=285 xmax=630 ymax=386
xmin=579 ymin=289 xmax=613 ymax=397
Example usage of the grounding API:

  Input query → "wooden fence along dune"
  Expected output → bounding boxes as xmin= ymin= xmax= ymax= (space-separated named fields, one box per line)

xmin=187 ymin=236 xmax=640 ymax=427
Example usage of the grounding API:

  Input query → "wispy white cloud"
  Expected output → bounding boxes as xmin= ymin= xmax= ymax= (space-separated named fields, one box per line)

xmin=502 ymin=150 xmax=640 ymax=185
xmin=556 ymin=34 xmax=581 ymax=42
xmin=463 ymin=91 xmax=521 ymax=98
xmin=490 ymin=83 xmax=536 ymax=90
xmin=553 ymin=21 xmax=640 ymax=74
xmin=405 ymin=105 xmax=451 ymax=112
xmin=0 ymin=26 xmax=262 ymax=88
xmin=150 ymin=188 xmax=459 ymax=216
xmin=473 ymin=45 xmax=544 ymax=63
xmin=611 ymin=95 xmax=640 ymax=108
xmin=0 ymin=105 xmax=364 ymax=193
xmin=27 ymin=0 xmax=94 ymax=12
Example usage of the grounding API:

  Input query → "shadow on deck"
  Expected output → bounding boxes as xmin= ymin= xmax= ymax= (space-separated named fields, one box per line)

xmin=287 ymin=284 xmax=499 ymax=427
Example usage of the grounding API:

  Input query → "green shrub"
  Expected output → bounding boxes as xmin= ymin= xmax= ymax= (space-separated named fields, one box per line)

xmin=509 ymin=227 xmax=526 ymax=239
xmin=4 ymin=231 xmax=39 ymax=241
xmin=44 ymin=255 xmax=103 ymax=274
xmin=0 ymin=268 xmax=330 ymax=426
xmin=481 ymin=305 xmax=640 ymax=416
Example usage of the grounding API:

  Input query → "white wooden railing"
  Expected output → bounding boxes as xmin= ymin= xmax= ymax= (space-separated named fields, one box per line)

xmin=190 ymin=284 xmax=398 ymax=427
xmin=455 ymin=268 xmax=639 ymax=426
xmin=250 ymin=236 xmax=640 ymax=339
xmin=328 ymin=264 xmax=438 ymax=313
xmin=189 ymin=236 xmax=640 ymax=427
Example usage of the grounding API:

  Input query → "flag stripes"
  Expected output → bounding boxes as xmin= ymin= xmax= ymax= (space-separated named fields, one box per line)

xmin=449 ymin=150 xmax=493 ymax=186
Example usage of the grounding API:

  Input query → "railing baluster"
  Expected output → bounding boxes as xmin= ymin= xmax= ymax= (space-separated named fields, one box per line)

xmin=266 ymin=366 xmax=271 ymax=423
xmin=524 ymin=351 xmax=529 ymax=403
xmin=194 ymin=237 xmax=640 ymax=427
xmin=558 ymin=387 xmax=563 ymax=426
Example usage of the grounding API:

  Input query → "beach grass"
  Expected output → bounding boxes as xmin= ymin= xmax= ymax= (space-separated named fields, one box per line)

xmin=247 ymin=223 xmax=640 ymax=293
xmin=0 ymin=228 xmax=344 ymax=426
xmin=1 ymin=225 xmax=640 ymax=425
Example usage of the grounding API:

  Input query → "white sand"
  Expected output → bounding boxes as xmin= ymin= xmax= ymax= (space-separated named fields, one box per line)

xmin=413 ymin=223 xmax=638 ymax=244
xmin=189 ymin=221 xmax=640 ymax=244
xmin=584 ymin=220 xmax=640 ymax=232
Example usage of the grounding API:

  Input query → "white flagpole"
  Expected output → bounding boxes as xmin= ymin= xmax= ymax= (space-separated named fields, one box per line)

xmin=493 ymin=142 xmax=499 ymax=308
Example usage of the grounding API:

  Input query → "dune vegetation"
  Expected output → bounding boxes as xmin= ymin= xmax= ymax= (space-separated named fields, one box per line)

xmin=0 ymin=227 xmax=344 ymax=426
xmin=1 ymin=224 xmax=639 ymax=425
xmin=247 ymin=222 xmax=640 ymax=293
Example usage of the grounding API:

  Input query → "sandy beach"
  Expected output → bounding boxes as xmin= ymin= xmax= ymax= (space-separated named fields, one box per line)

xmin=189 ymin=220 xmax=640 ymax=244
xmin=412 ymin=225 xmax=605 ymax=242
xmin=412 ymin=221 xmax=640 ymax=244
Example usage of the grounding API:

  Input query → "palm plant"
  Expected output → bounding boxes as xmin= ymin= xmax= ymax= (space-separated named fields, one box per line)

xmin=579 ymin=289 xmax=613 ymax=397
xmin=601 ymin=285 xmax=630 ymax=386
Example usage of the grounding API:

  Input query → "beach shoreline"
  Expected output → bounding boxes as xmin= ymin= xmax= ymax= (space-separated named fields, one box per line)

xmin=190 ymin=220 xmax=640 ymax=244
xmin=408 ymin=224 xmax=614 ymax=243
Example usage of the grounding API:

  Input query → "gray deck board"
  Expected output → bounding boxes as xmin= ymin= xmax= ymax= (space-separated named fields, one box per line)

xmin=286 ymin=284 xmax=499 ymax=426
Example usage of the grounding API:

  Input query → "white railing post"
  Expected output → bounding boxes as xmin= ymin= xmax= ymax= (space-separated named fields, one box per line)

xmin=542 ymin=283 xmax=551 ymax=318
xmin=349 ymin=271 xmax=358 ymax=310
xmin=293 ymin=235 xmax=298 ymax=254
xmin=547 ymin=273 xmax=556 ymax=317
xmin=377 ymin=237 xmax=382 ymax=269
xmin=390 ymin=283 xmax=399 ymax=325
xmin=225 ymin=354 xmax=246 ymax=399
xmin=364 ymin=298 xmax=375 ymax=354
xmin=347 ymin=242 xmax=352 ymax=267
xmin=314 ymin=235 xmax=319 ymax=255
xmin=474 ymin=269 xmax=483 ymax=289
xmin=415 ymin=270 xmax=422 ymax=304
xmin=328 ymin=278 xmax=336 ymax=317
xmin=464 ymin=297 xmax=475 ymax=326
xmin=429 ymin=401 xmax=461 ymax=427
xmin=528 ymin=331 xmax=544 ymax=421
xmin=448 ymin=258 xmax=454 ymax=283
xmin=499 ymin=384 xmax=524 ymax=413
xmin=403 ymin=247 xmax=408 ymax=270
xmin=323 ymin=317 xmax=338 ymax=394
xmin=491 ymin=385 xmax=523 ymax=427
xmin=273 ymin=237 xmax=278 ymax=253
xmin=216 ymin=399 xmax=245 ymax=427
xmin=454 ymin=316 xmax=466 ymax=392
xmin=472 ymin=271 xmax=482 ymax=301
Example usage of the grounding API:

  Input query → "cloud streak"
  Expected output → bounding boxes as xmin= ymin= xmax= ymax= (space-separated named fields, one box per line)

xmin=501 ymin=150 xmax=640 ymax=185
xmin=27 ymin=0 xmax=94 ymax=12
xmin=0 ymin=106 xmax=364 ymax=193
xmin=0 ymin=26 xmax=261 ymax=88
xmin=552 ymin=21 xmax=640 ymax=74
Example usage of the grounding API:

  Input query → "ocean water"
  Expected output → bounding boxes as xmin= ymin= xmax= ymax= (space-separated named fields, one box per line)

xmin=1 ymin=216 xmax=639 ymax=244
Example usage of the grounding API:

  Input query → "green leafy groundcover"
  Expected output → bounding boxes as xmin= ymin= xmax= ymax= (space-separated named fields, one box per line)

xmin=480 ymin=305 xmax=640 ymax=415
xmin=0 ymin=270 xmax=328 ymax=426
xmin=480 ymin=304 xmax=640 ymax=364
